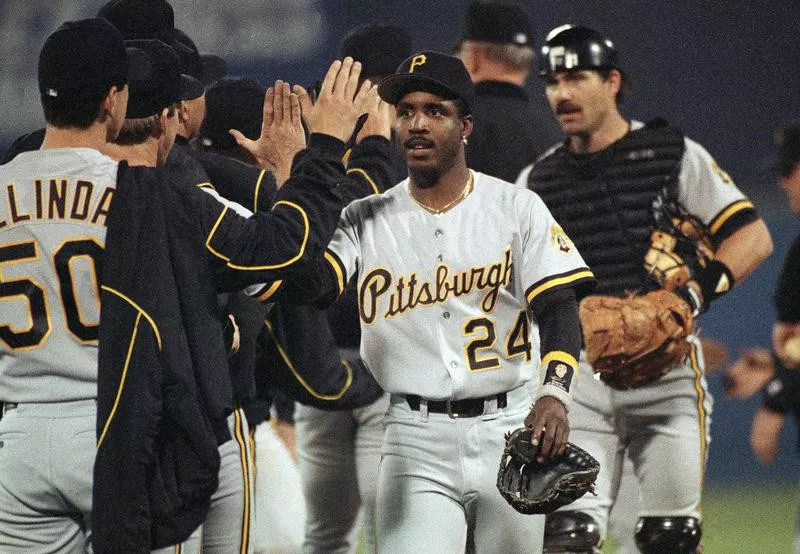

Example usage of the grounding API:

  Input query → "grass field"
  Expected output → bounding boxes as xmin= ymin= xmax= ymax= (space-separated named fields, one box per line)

xmin=604 ymin=483 xmax=797 ymax=553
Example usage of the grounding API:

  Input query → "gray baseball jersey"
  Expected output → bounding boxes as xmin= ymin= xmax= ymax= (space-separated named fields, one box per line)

xmin=0 ymin=148 xmax=116 ymax=404
xmin=326 ymin=169 xmax=593 ymax=404
xmin=519 ymin=121 xmax=757 ymax=540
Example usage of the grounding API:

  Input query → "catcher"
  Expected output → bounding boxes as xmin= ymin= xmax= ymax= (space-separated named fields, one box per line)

xmin=522 ymin=25 xmax=773 ymax=554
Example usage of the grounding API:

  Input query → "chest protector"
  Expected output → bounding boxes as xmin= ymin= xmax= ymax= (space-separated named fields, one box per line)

xmin=527 ymin=120 xmax=685 ymax=296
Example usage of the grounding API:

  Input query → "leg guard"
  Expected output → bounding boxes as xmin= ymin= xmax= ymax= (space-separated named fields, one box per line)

xmin=543 ymin=511 xmax=602 ymax=554
xmin=635 ymin=516 xmax=702 ymax=554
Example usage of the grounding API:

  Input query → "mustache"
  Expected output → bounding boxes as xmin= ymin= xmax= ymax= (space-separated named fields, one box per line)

xmin=555 ymin=102 xmax=581 ymax=115
xmin=403 ymin=136 xmax=435 ymax=149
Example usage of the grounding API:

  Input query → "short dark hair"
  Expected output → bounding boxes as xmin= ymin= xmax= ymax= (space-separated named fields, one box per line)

xmin=597 ymin=68 xmax=633 ymax=104
xmin=41 ymin=88 xmax=111 ymax=129
xmin=115 ymin=103 xmax=176 ymax=145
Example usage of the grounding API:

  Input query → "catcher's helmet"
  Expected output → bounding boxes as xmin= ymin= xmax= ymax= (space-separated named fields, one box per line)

xmin=539 ymin=24 xmax=619 ymax=76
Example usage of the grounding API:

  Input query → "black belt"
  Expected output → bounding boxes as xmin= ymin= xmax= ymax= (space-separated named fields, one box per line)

xmin=405 ymin=393 xmax=507 ymax=418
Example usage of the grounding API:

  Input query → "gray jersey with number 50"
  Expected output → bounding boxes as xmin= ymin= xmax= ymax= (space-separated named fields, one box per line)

xmin=0 ymin=148 xmax=117 ymax=403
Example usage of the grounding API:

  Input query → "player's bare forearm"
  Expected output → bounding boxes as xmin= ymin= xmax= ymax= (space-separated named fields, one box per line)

xmin=713 ymin=218 xmax=773 ymax=283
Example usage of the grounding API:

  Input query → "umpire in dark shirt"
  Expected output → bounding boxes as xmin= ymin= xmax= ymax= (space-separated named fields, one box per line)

xmin=455 ymin=1 xmax=562 ymax=182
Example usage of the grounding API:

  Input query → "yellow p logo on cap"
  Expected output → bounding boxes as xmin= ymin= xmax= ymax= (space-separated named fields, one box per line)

xmin=408 ymin=54 xmax=427 ymax=74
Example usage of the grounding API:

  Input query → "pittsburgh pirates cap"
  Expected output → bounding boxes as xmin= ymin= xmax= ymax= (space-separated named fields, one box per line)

xmin=38 ymin=18 xmax=141 ymax=100
xmin=124 ymin=39 xmax=185 ymax=118
xmin=777 ymin=121 xmax=800 ymax=177
xmin=461 ymin=1 xmax=533 ymax=47
xmin=340 ymin=24 xmax=412 ymax=80
xmin=198 ymin=77 xmax=265 ymax=150
xmin=378 ymin=51 xmax=475 ymax=112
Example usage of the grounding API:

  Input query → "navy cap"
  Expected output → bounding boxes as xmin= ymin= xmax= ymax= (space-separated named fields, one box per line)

xmin=340 ymin=24 xmax=412 ymax=80
xmin=462 ymin=2 xmax=533 ymax=47
xmin=777 ymin=122 xmax=800 ymax=177
xmin=199 ymin=53 xmax=229 ymax=86
xmin=172 ymin=28 xmax=205 ymax=100
xmin=198 ymin=77 xmax=265 ymax=150
xmin=38 ymin=18 xmax=133 ymax=99
xmin=98 ymin=0 xmax=175 ymax=44
xmin=124 ymin=39 xmax=185 ymax=118
xmin=378 ymin=51 xmax=475 ymax=111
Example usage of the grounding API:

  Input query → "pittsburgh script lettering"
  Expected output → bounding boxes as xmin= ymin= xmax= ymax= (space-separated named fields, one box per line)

xmin=358 ymin=247 xmax=513 ymax=323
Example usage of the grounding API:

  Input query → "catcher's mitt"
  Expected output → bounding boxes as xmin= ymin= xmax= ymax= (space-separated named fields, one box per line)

xmin=497 ymin=427 xmax=599 ymax=515
xmin=643 ymin=192 xmax=714 ymax=291
xmin=579 ymin=289 xmax=694 ymax=389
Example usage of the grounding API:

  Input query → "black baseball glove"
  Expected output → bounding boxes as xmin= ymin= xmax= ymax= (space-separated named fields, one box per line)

xmin=497 ymin=427 xmax=600 ymax=515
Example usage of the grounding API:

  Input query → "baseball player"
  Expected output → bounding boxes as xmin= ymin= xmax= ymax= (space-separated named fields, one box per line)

xmin=269 ymin=51 xmax=595 ymax=553
xmin=521 ymin=25 xmax=773 ymax=553
xmin=99 ymin=37 xmax=258 ymax=554
xmin=0 ymin=17 xmax=377 ymax=551
xmin=723 ymin=120 xmax=800 ymax=553
xmin=291 ymin=23 xmax=409 ymax=554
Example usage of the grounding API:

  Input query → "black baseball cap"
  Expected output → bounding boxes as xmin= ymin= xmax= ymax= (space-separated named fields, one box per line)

xmin=38 ymin=18 xmax=137 ymax=100
xmin=172 ymin=29 xmax=206 ymax=100
xmin=98 ymin=0 xmax=175 ymax=44
xmin=378 ymin=51 xmax=475 ymax=112
xmin=340 ymin=24 xmax=412 ymax=80
xmin=200 ymin=53 xmax=229 ymax=86
xmin=124 ymin=39 xmax=185 ymax=118
xmin=198 ymin=77 xmax=265 ymax=150
xmin=460 ymin=1 xmax=533 ymax=47
xmin=777 ymin=121 xmax=800 ymax=177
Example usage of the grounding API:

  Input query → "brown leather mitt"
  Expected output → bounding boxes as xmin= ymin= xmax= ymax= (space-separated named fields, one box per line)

xmin=579 ymin=290 xmax=694 ymax=389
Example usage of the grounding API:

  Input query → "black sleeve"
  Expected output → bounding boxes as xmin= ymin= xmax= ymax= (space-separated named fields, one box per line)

xmin=187 ymin=147 xmax=278 ymax=213
xmin=774 ymin=233 xmax=800 ymax=322
xmin=193 ymin=134 xmax=348 ymax=291
xmin=339 ymin=135 xmax=402 ymax=204
xmin=271 ymin=391 xmax=296 ymax=423
xmin=1 ymin=128 xmax=45 ymax=164
xmin=256 ymin=303 xmax=384 ymax=410
xmin=531 ymin=287 xmax=582 ymax=401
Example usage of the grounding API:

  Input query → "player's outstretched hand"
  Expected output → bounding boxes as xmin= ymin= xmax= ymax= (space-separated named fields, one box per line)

xmin=723 ymin=348 xmax=774 ymax=399
xmin=230 ymin=81 xmax=305 ymax=186
xmin=356 ymin=85 xmax=393 ymax=143
xmin=750 ymin=406 xmax=785 ymax=463
xmin=294 ymin=57 xmax=372 ymax=142
xmin=524 ymin=396 xmax=569 ymax=463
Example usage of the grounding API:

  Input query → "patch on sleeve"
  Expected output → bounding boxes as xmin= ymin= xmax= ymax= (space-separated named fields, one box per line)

xmin=543 ymin=360 xmax=575 ymax=393
xmin=550 ymin=224 xmax=574 ymax=255
xmin=711 ymin=159 xmax=734 ymax=186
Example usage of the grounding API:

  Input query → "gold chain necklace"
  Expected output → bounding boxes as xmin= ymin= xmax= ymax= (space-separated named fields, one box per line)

xmin=407 ymin=172 xmax=474 ymax=215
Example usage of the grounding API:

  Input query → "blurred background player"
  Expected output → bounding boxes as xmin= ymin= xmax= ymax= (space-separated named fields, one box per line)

xmin=455 ymin=1 xmax=562 ymax=182
xmin=291 ymin=23 xmax=410 ymax=554
xmin=196 ymin=74 xmax=308 ymax=554
xmin=724 ymin=120 xmax=800 ymax=553
xmin=523 ymin=24 xmax=772 ymax=553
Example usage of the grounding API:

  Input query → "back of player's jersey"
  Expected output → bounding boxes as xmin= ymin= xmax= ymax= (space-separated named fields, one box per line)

xmin=0 ymin=148 xmax=118 ymax=403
